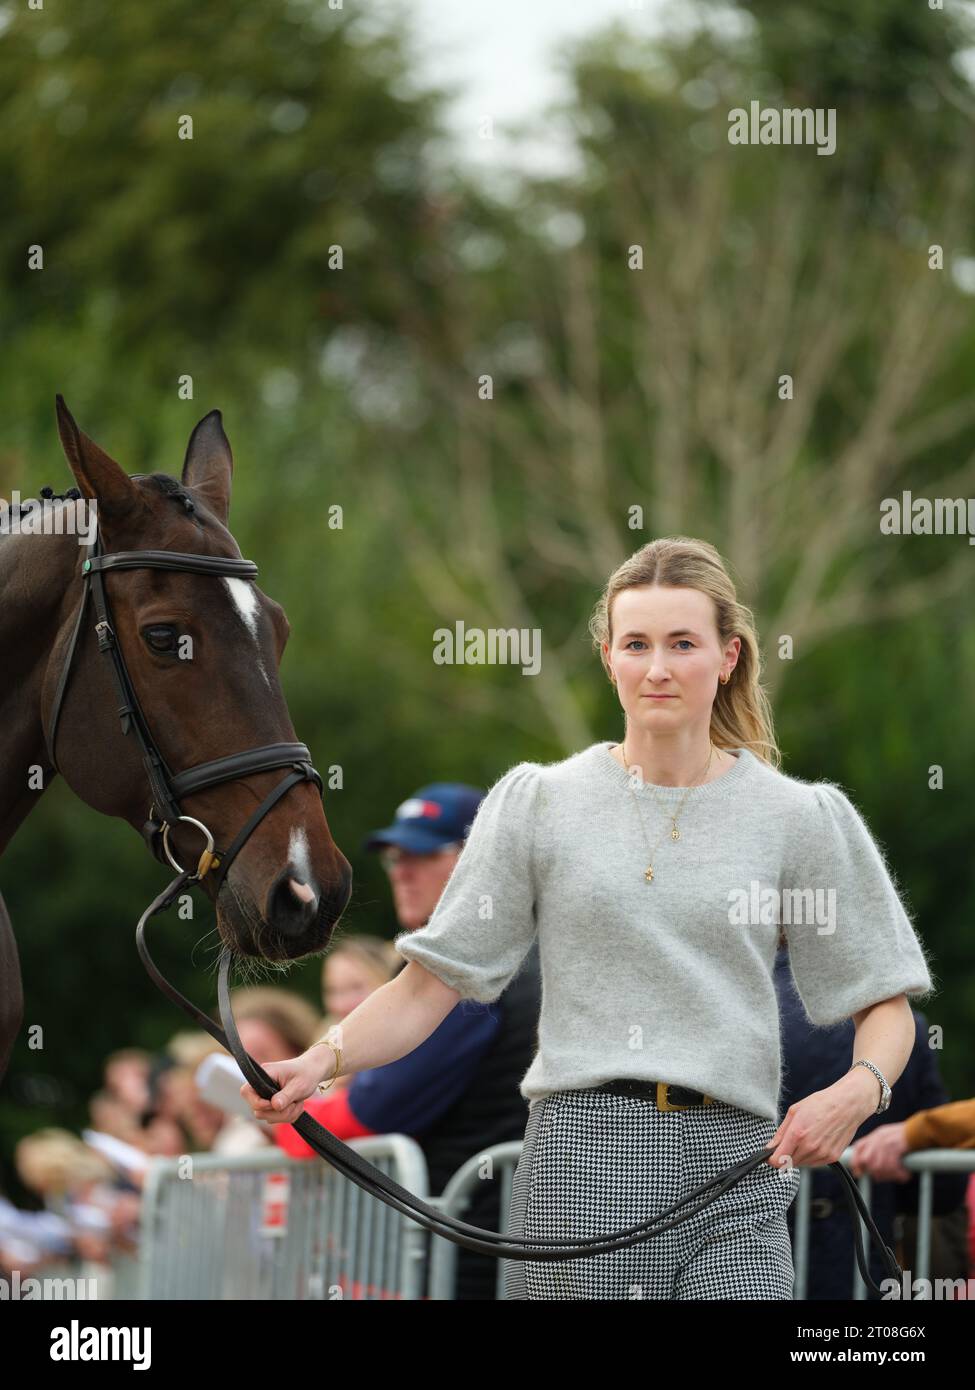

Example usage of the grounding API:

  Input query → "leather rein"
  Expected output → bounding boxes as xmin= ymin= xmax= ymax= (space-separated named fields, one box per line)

xmin=44 ymin=504 xmax=905 ymax=1292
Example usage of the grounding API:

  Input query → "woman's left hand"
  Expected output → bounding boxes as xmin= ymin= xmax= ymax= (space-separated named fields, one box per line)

xmin=764 ymin=1072 xmax=877 ymax=1171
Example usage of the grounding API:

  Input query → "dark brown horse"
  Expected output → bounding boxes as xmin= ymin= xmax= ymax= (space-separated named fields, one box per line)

xmin=0 ymin=398 xmax=352 ymax=1083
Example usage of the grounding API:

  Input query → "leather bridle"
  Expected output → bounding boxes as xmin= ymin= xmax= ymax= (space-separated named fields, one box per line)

xmin=45 ymin=510 xmax=322 ymax=892
xmin=44 ymin=494 xmax=906 ymax=1293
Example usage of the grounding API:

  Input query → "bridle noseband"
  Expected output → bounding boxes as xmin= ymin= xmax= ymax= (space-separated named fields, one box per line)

xmin=45 ymin=514 xmax=322 ymax=892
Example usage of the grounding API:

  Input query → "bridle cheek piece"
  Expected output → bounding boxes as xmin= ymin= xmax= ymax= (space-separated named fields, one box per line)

xmin=45 ymin=527 xmax=323 ymax=893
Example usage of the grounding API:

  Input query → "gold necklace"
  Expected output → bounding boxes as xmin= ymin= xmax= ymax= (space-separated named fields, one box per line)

xmin=621 ymin=739 xmax=715 ymax=883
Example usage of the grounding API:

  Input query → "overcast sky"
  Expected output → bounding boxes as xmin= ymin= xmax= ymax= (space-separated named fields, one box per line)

xmin=393 ymin=0 xmax=673 ymax=181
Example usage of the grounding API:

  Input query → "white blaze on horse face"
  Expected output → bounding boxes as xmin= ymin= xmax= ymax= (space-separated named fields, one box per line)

xmin=287 ymin=828 xmax=318 ymax=908
xmin=223 ymin=577 xmax=271 ymax=688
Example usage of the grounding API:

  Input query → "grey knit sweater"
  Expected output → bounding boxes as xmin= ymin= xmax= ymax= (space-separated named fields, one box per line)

xmin=394 ymin=742 xmax=937 ymax=1121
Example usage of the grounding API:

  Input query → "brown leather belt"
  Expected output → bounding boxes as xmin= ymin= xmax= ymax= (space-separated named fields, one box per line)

xmin=593 ymin=1078 xmax=716 ymax=1110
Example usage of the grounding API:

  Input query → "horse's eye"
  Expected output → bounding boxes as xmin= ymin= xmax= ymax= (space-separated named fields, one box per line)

xmin=143 ymin=625 xmax=178 ymax=653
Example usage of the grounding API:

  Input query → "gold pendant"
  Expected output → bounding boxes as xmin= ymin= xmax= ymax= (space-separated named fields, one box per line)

xmin=645 ymin=865 xmax=654 ymax=883
xmin=671 ymin=822 xmax=680 ymax=841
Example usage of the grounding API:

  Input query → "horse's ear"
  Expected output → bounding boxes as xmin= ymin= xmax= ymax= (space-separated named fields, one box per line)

xmin=182 ymin=410 xmax=232 ymax=524
xmin=55 ymin=395 xmax=144 ymax=523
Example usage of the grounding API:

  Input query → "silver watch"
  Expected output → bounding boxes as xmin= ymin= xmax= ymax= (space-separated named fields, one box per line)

xmin=851 ymin=1059 xmax=891 ymax=1114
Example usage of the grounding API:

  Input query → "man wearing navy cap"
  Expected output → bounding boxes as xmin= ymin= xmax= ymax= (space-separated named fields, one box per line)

xmin=361 ymin=783 xmax=485 ymax=931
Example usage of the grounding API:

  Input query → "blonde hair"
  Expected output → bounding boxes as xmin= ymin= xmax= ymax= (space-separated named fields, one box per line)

xmin=315 ymin=936 xmax=400 ymax=1034
xmin=322 ymin=936 xmax=399 ymax=993
xmin=224 ymin=988 xmax=321 ymax=1055
xmin=588 ymin=536 xmax=781 ymax=769
xmin=104 ymin=1047 xmax=151 ymax=1070
xmin=15 ymin=1129 xmax=114 ymax=1194
xmin=165 ymin=1031 xmax=227 ymax=1071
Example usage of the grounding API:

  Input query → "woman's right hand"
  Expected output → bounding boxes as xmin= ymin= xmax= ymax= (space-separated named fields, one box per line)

xmin=239 ymin=1048 xmax=334 ymax=1126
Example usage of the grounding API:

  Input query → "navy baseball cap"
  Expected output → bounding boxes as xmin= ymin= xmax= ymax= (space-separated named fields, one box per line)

xmin=361 ymin=783 xmax=485 ymax=855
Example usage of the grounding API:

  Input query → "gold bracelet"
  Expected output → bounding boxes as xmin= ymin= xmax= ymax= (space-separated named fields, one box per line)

xmin=309 ymin=1035 xmax=343 ymax=1095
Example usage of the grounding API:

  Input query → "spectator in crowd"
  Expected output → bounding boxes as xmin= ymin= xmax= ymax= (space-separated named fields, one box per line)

xmin=163 ymin=1031 xmax=234 ymax=1152
xmin=851 ymin=1095 xmax=975 ymax=1172
xmin=138 ymin=1055 xmax=193 ymax=1156
xmin=776 ymin=931 xmax=970 ymax=1298
xmin=0 ymin=1183 xmax=75 ymax=1275
xmin=102 ymin=1048 xmax=151 ymax=1118
xmin=850 ymin=1092 xmax=975 ymax=1292
xmin=88 ymin=1089 xmax=144 ymax=1146
xmin=225 ymin=989 xmax=322 ymax=1071
xmin=13 ymin=1129 xmax=139 ymax=1272
xmin=317 ymin=938 xmax=401 ymax=1091
xmin=207 ymin=991 xmax=322 ymax=1154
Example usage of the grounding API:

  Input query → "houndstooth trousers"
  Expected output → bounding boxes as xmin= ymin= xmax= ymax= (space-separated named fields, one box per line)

xmin=503 ymin=1087 xmax=800 ymax=1300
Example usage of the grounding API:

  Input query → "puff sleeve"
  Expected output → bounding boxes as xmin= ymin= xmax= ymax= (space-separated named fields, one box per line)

xmin=782 ymin=782 xmax=937 ymax=1028
xmin=393 ymin=762 xmax=542 ymax=1003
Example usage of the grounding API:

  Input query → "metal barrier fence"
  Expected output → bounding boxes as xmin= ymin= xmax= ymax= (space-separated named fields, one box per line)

xmin=139 ymin=1137 xmax=429 ymax=1299
xmin=10 ymin=1141 xmax=974 ymax=1299
xmin=428 ymin=1141 xmax=523 ymax=1300
xmin=791 ymin=1148 xmax=975 ymax=1299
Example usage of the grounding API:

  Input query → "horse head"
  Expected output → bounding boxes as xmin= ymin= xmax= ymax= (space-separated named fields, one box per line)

xmin=42 ymin=397 xmax=352 ymax=962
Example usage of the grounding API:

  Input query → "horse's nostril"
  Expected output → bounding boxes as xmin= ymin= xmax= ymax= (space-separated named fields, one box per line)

xmin=289 ymin=878 xmax=315 ymax=905
xmin=266 ymin=871 xmax=319 ymax=936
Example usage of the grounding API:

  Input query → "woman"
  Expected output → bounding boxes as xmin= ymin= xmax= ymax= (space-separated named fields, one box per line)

xmin=241 ymin=537 xmax=936 ymax=1300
